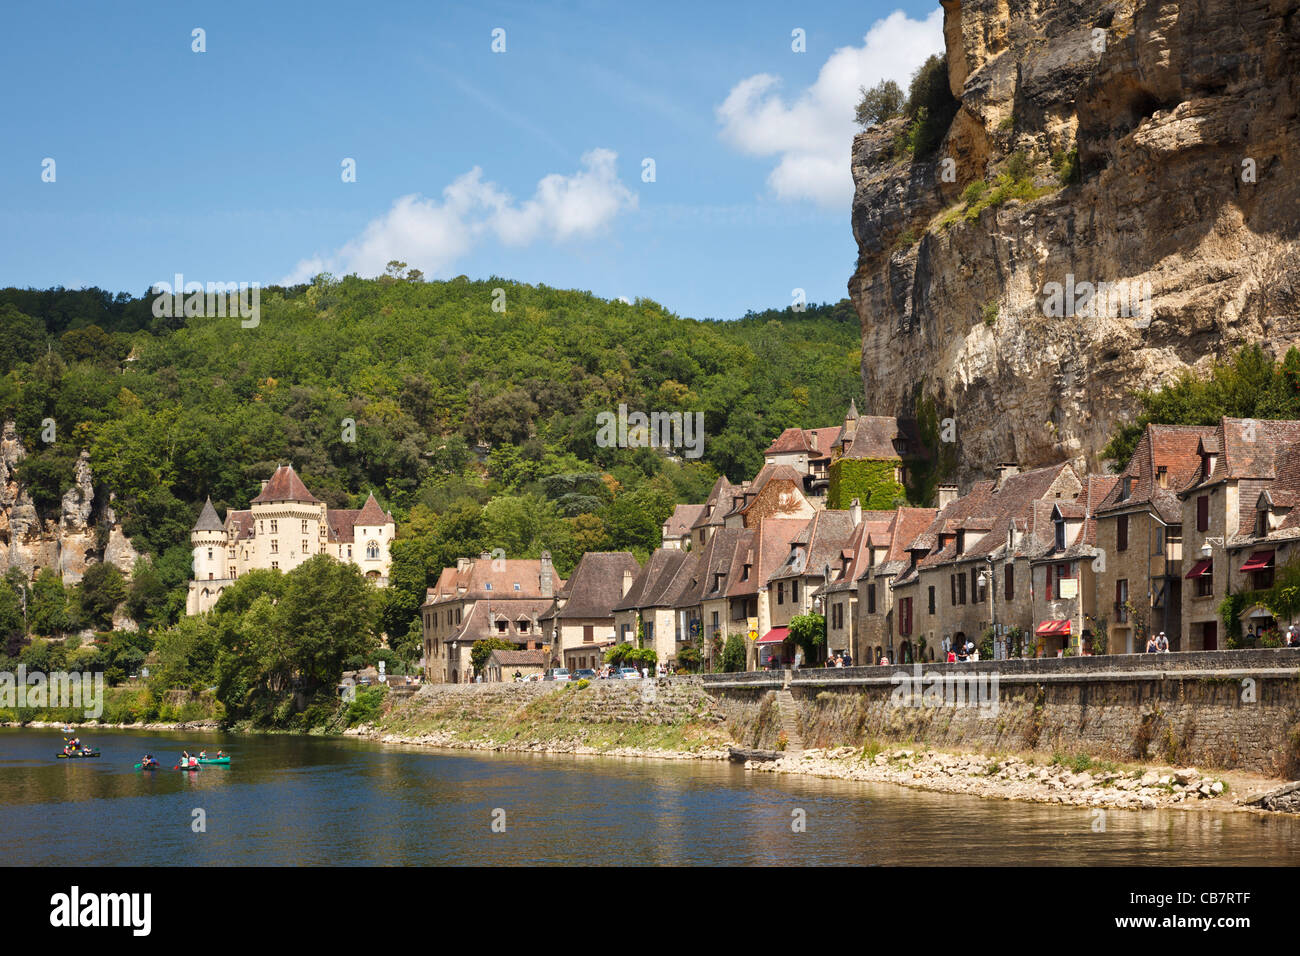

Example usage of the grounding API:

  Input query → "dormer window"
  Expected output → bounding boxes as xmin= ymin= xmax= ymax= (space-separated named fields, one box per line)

xmin=1054 ymin=518 xmax=1066 ymax=551
xmin=955 ymin=531 xmax=965 ymax=555
xmin=1156 ymin=466 xmax=1168 ymax=488
xmin=1120 ymin=476 xmax=1134 ymax=501
xmin=1257 ymin=509 xmax=1269 ymax=536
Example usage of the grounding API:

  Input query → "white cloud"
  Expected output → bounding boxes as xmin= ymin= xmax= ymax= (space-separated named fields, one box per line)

xmin=279 ymin=149 xmax=637 ymax=285
xmin=716 ymin=9 xmax=945 ymax=208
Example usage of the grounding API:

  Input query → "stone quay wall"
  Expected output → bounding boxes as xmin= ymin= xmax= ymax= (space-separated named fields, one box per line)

xmin=402 ymin=678 xmax=723 ymax=726
xmin=701 ymin=650 xmax=1300 ymax=778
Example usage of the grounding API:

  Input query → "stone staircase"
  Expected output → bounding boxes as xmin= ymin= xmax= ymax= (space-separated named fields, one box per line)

xmin=774 ymin=689 xmax=804 ymax=754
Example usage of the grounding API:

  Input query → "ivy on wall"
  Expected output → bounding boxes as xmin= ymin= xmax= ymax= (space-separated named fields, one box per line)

xmin=827 ymin=457 xmax=907 ymax=510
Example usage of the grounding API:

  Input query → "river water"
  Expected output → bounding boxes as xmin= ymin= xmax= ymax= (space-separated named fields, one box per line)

xmin=2 ymin=728 xmax=1296 ymax=866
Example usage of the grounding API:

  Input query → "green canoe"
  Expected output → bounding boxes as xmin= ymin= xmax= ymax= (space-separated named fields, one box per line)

xmin=196 ymin=756 xmax=230 ymax=764
xmin=134 ymin=762 xmax=161 ymax=770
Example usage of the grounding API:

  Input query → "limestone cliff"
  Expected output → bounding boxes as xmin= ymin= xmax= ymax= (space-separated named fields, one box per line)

xmin=0 ymin=421 xmax=139 ymax=584
xmin=849 ymin=0 xmax=1300 ymax=486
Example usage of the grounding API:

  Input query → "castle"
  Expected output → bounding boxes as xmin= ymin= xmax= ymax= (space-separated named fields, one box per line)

xmin=186 ymin=464 xmax=395 ymax=615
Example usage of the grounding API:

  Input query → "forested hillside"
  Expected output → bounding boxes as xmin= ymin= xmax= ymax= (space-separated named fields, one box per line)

xmin=0 ymin=274 xmax=862 ymax=652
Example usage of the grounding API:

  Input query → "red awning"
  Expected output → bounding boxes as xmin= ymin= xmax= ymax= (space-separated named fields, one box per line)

xmin=1240 ymin=550 xmax=1275 ymax=572
xmin=1185 ymin=558 xmax=1212 ymax=579
xmin=758 ymin=627 xmax=790 ymax=644
xmin=1035 ymin=619 xmax=1071 ymax=637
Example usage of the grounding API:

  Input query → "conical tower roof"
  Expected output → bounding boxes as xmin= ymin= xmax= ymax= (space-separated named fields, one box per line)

xmin=192 ymin=497 xmax=224 ymax=532
xmin=356 ymin=492 xmax=389 ymax=525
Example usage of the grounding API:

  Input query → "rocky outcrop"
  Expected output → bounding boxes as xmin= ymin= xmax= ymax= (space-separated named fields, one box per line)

xmin=849 ymin=0 xmax=1300 ymax=484
xmin=0 ymin=421 xmax=139 ymax=584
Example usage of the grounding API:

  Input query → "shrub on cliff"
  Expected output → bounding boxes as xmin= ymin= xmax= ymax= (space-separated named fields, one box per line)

xmin=855 ymin=79 xmax=903 ymax=128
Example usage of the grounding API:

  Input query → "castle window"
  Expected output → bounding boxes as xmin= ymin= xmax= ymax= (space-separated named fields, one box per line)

xmin=207 ymin=549 xmax=213 ymax=560
xmin=302 ymin=539 xmax=309 ymax=554
xmin=302 ymin=519 xmax=308 ymax=533
xmin=271 ymin=540 xmax=278 ymax=554
xmin=270 ymin=520 xmax=278 ymax=533
xmin=347 ymin=546 xmax=352 ymax=559
xmin=366 ymin=541 xmax=379 ymax=560
xmin=271 ymin=561 xmax=279 ymax=570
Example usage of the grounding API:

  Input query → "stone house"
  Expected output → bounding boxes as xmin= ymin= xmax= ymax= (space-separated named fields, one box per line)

xmin=538 ymin=551 xmax=641 ymax=671
xmin=187 ymin=464 xmax=395 ymax=615
xmin=1093 ymin=424 xmax=1214 ymax=653
xmin=843 ymin=505 xmax=937 ymax=664
xmin=610 ymin=548 xmax=694 ymax=665
xmin=720 ymin=463 xmax=816 ymax=529
xmin=887 ymin=463 xmax=1085 ymax=663
xmin=1222 ymin=440 xmax=1300 ymax=642
xmin=827 ymin=402 xmax=925 ymax=510
xmin=1178 ymin=418 xmax=1300 ymax=650
xmin=420 ymin=552 xmax=561 ymax=683
xmin=763 ymin=507 xmax=864 ymax=664
xmin=817 ymin=504 xmax=894 ymax=659
xmin=1027 ymin=475 xmax=1118 ymax=656
xmin=689 ymin=476 xmax=738 ymax=551
xmin=661 ymin=503 xmax=705 ymax=551
xmin=668 ymin=526 xmax=751 ymax=666
xmin=485 ymin=648 xmax=547 ymax=682
xmin=711 ymin=517 xmax=809 ymax=669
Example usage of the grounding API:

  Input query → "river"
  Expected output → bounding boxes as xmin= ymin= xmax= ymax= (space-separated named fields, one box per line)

xmin=3 ymin=728 xmax=1297 ymax=866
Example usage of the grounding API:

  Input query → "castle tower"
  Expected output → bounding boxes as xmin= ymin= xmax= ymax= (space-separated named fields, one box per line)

xmin=187 ymin=497 xmax=228 ymax=614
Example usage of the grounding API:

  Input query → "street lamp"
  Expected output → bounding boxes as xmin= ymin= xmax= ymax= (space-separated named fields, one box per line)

xmin=977 ymin=555 xmax=998 ymax=659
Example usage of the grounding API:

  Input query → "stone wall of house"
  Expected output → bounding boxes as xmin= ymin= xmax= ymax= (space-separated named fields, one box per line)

xmin=704 ymin=649 xmax=1300 ymax=778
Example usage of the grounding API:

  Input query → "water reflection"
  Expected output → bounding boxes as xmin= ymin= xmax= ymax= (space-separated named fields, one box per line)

xmin=1 ymin=728 xmax=1296 ymax=866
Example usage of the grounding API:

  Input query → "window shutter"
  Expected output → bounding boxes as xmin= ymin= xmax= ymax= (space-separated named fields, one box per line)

xmin=1117 ymin=514 xmax=1128 ymax=551
xmin=1004 ymin=563 xmax=1014 ymax=601
xmin=1197 ymin=496 xmax=1209 ymax=532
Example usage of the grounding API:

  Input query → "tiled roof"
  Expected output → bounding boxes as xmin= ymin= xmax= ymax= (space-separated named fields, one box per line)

xmin=489 ymin=649 xmax=547 ymax=667
xmin=674 ymin=527 xmax=750 ymax=607
xmin=765 ymin=427 xmax=816 ymax=455
xmin=769 ymin=509 xmax=856 ymax=583
xmin=356 ymin=492 xmax=391 ymax=526
xmin=726 ymin=517 xmax=809 ymax=599
xmin=424 ymin=557 xmax=562 ymax=606
xmin=192 ymin=498 xmax=224 ymax=532
xmin=553 ymin=552 xmax=641 ymax=619
xmin=226 ymin=510 xmax=254 ymax=540
xmin=903 ymin=463 xmax=1079 ymax=571
xmin=612 ymin=549 xmax=691 ymax=611
xmin=690 ymin=476 xmax=736 ymax=530
xmin=1097 ymin=424 xmax=1217 ymax=522
xmin=1184 ymin=418 xmax=1300 ymax=492
xmin=443 ymin=598 xmax=554 ymax=644
xmin=251 ymin=464 xmax=320 ymax=504
xmin=663 ymin=503 xmax=706 ymax=538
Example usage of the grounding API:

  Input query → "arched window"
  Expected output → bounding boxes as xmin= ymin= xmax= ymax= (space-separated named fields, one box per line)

xmin=366 ymin=540 xmax=379 ymax=559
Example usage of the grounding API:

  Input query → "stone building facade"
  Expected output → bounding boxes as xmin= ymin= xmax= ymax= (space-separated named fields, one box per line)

xmin=187 ymin=464 xmax=395 ymax=615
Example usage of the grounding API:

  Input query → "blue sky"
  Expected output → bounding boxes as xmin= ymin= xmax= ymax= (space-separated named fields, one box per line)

xmin=0 ymin=0 xmax=942 ymax=320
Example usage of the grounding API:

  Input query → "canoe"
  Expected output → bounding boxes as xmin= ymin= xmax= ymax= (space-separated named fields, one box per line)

xmin=134 ymin=763 xmax=161 ymax=770
xmin=197 ymin=756 xmax=230 ymax=765
xmin=57 ymin=751 xmax=101 ymax=759
xmin=175 ymin=764 xmax=201 ymax=772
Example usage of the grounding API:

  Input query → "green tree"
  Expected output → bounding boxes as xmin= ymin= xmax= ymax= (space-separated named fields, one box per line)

xmin=78 ymin=563 xmax=127 ymax=630
xmin=855 ymin=78 xmax=903 ymax=128
xmin=470 ymin=637 xmax=516 ymax=676
xmin=28 ymin=568 xmax=71 ymax=638
xmin=787 ymin=613 xmax=826 ymax=663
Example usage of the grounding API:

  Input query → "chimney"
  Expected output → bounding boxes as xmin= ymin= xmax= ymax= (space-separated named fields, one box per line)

xmin=622 ymin=568 xmax=635 ymax=596
xmin=849 ymin=497 xmax=862 ymax=526
xmin=994 ymin=462 xmax=1020 ymax=489
xmin=456 ymin=556 xmax=469 ymax=572
xmin=260 ymin=479 xmax=269 ymax=492
xmin=540 ymin=550 xmax=554 ymax=598
xmin=479 ymin=550 xmax=491 ymax=562
xmin=936 ymin=484 xmax=959 ymax=510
